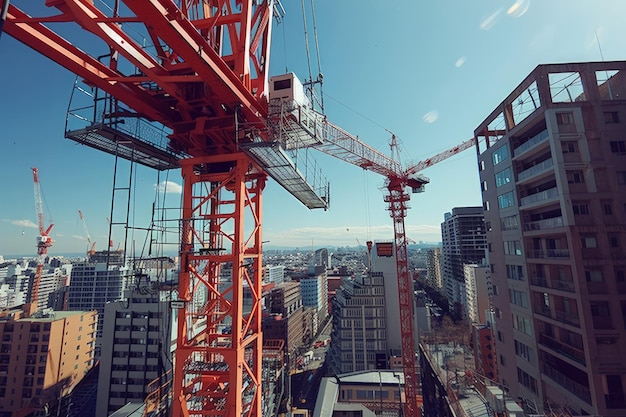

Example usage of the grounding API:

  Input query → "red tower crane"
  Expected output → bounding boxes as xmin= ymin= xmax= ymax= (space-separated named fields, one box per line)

xmin=31 ymin=167 xmax=54 ymax=311
xmin=4 ymin=2 xmax=476 ymax=416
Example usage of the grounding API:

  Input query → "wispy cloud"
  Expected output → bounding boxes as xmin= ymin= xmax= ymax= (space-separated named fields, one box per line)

xmin=455 ymin=57 xmax=466 ymax=68
xmin=72 ymin=235 xmax=85 ymax=240
xmin=155 ymin=180 xmax=183 ymax=194
xmin=4 ymin=219 xmax=38 ymax=229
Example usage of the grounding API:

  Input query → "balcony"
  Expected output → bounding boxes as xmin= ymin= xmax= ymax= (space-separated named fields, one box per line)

xmin=535 ymin=307 xmax=580 ymax=327
xmin=555 ymin=310 xmax=580 ymax=327
xmin=538 ymin=334 xmax=585 ymax=365
xmin=520 ymin=187 xmax=559 ymax=208
xmin=530 ymin=276 xmax=575 ymax=292
xmin=518 ymin=158 xmax=554 ymax=182
xmin=543 ymin=363 xmax=592 ymax=404
xmin=526 ymin=249 xmax=570 ymax=259
xmin=524 ymin=216 xmax=564 ymax=232
xmin=514 ymin=129 xmax=550 ymax=157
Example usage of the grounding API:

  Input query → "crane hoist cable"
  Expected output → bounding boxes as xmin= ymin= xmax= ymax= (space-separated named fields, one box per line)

xmin=300 ymin=0 xmax=314 ymax=94
xmin=309 ymin=0 xmax=324 ymax=111
xmin=300 ymin=0 xmax=324 ymax=111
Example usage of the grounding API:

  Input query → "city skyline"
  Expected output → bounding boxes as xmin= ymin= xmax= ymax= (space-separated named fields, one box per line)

xmin=3 ymin=1 xmax=626 ymax=256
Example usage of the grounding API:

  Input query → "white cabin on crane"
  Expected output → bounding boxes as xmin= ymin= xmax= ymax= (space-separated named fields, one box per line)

xmin=269 ymin=72 xmax=311 ymax=108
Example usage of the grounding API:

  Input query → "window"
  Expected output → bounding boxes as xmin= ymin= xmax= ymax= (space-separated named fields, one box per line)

xmin=604 ymin=203 xmax=613 ymax=215
xmin=506 ymin=264 xmax=524 ymax=280
xmin=585 ymin=270 xmax=603 ymax=282
xmin=514 ymin=340 xmax=534 ymax=363
xmin=562 ymin=141 xmax=578 ymax=153
xmin=510 ymin=289 xmax=529 ymax=308
xmin=501 ymin=215 xmax=519 ymax=230
xmin=619 ymin=171 xmax=626 ymax=185
xmin=572 ymin=203 xmax=589 ymax=215
xmin=580 ymin=236 xmax=597 ymax=248
xmin=481 ymin=181 xmax=488 ymax=191
xmin=556 ymin=112 xmax=574 ymax=125
xmin=517 ymin=367 xmax=538 ymax=393
xmin=610 ymin=141 xmax=626 ymax=155
xmin=498 ymin=191 xmax=515 ymax=209
xmin=504 ymin=240 xmax=522 ymax=256
xmin=495 ymin=167 xmax=512 ymax=187
xmin=604 ymin=111 xmax=620 ymax=123
xmin=591 ymin=302 xmax=610 ymax=317
xmin=513 ymin=314 xmax=532 ymax=336
xmin=567 ymin=170 xmax=585 ymax=184
xmin=492 ymin=144 xmax=509 ymax=165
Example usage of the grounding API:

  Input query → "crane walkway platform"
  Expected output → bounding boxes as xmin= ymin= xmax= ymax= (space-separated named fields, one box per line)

xmin=65 ymin=122 xmax=182 ymax=171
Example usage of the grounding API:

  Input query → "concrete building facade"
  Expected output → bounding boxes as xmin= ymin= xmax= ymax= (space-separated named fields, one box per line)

xmin=68 ymin=251 xmax=129 ymax=356
xmin=475 ymin=61 xmax=626 ymax=415
xmin=328 ymin=242 xmax=416 ymax=375
xmin=0 ymin=307 xmax=97 ymax=417
xmin=425 ymin=247 xmax=442 ymax=290
xmin=463 ymin=264 xmax=492 ymax=324
xmin=441 ymin=207 xmax=487 ymax=308
xmin=300 ymin=272 xmax=328 ymax=326
xmin=263 ymin=282 xmax=307 ymax=355
xmin=96 ymin=284 xmax=173 ymax=417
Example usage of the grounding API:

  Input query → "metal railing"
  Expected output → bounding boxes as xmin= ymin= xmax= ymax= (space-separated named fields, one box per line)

xmin=543 ymin=363 xmax=592 ymax=404
xmin=514 ymin=129 xmax=549 ymax=157
xmin=524 ymin=216 xmax=563 ymax=231
xmin=518 ymin=158 xmax=554 ymax=181
xmin=526 ymin=249 xmax=570 ymax=259
xmin=520 ymin=187 xmax=559 ymax=206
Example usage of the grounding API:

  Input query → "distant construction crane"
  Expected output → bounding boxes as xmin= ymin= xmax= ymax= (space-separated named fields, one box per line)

xmin=78 ymin=209 xmax=96 ymax=255
xmin=31 ymin=167 xmax=53 ymax=311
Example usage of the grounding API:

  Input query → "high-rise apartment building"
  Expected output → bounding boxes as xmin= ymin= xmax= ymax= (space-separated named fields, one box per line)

xmin=68 ymin=251 xmax=129 ymax=356
xmin=300 ymin=272 xmax=328 ymax=328
xmin=328 ymin=271 xmax=388 ymax=374
xmin=475 ymin=61 xmax=626 ymax=416
xmin=440 ymin=207 xmax=487 ymax=308
xmin=328 ymin=242 xmax=414 ymax=375
xmin=264 ymin=265 xmax=285 ymax=285
xmin=425 ymin=247 xmax=442 ymax=290
xmin=0 ymin=306 xmax=97 ymax=417
xmin=263 ymin=282 xmax=306 ymax=355
xmin=463 ymin=263 xmax=492 ymax=324
xmin=96 ymin=284 xmax=173 ymax=417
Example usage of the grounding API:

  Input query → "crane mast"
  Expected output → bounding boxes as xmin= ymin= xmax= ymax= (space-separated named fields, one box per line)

xmin=31 ymin=167 xmax=53 ymax=311
xmin=6 ymin=2 xmax=273 ymax=416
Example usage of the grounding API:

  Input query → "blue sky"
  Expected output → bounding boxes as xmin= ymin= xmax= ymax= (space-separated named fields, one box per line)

xmin=2 ymin=0 xmax=626 ymax=256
